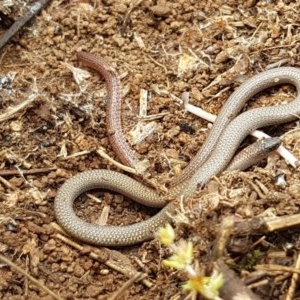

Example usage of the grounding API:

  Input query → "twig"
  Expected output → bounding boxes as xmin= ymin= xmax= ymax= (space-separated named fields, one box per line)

xmin=0 ymin=175 xmax=18 ymax=190
xmin=51 ymin=225 xmax=153 ymax=288
xmin=96 ymin=148 xmax=137 ymax=174
xmin=255 ymin=264 xmax=300 ymax=275
xmin=266 ymin=59 xmax=290 ymax=69
xmin=0 ymin=167 xmax=56 ymax=177
xmin=0 ymin=254 xmax=62 ymax=300
xmin=264 ymin=214 xmax=300 ymax=233
xmin=60 ymin=149 xmax=92 ymax=159
xmin=233 ymin=214 xmax=300 ymax=237
xmin=0 ymin=0 xmax=51 ymax=51
xmin=0 ymin=93 xmax=38 ymax=122
xmin=286 ymin=252 xmax=300 ymax=300
xmin=108 ymin=272 xmax=147 ymax=300
xmin=247 ymin=279 xmax=270 ymax=290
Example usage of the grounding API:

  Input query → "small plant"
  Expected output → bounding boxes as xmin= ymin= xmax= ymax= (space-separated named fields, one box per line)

xmin=229 ymin=249 xmax=262 ymax=272
xmin=246 ymin=249 xmax=262 ymax=270
xmin=157 ymin=223 xmax=224 ymax=300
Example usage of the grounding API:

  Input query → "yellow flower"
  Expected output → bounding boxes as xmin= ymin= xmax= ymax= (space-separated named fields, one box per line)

xmin=163 ymin=240 xmax=193 ymax=269
xmin=183 ymin=270 xmax=223 ymax=299
xmin=156 ymin=223 xmax=175 ymax=246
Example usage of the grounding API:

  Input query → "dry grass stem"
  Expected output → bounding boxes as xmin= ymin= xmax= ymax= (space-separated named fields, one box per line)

xmin=0 ymin=254 xmax=62 ymax=300
xmin=51 ymin=226 xmax=152 ymax=288
xmin=0 ymin=94 xmax=38 ymax=123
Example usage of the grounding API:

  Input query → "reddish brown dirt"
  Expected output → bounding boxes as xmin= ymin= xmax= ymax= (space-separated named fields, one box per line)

xmin=1 ymin=1 xmax=300 ymax=299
